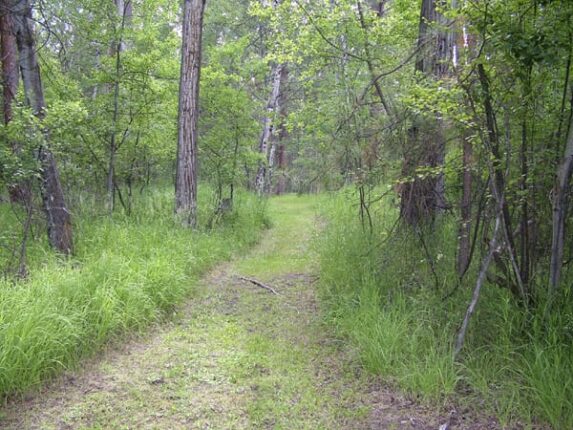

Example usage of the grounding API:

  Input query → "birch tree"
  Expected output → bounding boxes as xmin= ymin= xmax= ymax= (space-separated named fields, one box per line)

xmin=255 ymin=63 xmax=286 ymax=195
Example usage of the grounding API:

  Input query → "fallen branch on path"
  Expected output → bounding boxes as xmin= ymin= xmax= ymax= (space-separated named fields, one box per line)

xmin=238 ymin=276 xmax=280 ymax=295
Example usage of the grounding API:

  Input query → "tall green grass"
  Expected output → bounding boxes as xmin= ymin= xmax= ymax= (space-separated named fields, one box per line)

xmin=0 ymin=187 xmax=267 ymax=398
xmin=317 ymin=189 xmax=573 ymax=428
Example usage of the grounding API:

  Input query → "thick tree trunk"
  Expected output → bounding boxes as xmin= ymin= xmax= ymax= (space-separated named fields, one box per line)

xmin=175 ymin=0 xmax=206 ymax=227
xmin=1 ymin=9 xmax=30 ymax=204
xmin=1 ymin=7 xmax=31 ymax=277
xmin=372 ymin=1 xmax=386 ymax=17
xmin=415 ymin=0 xmax=452 ymax=77
xmin=275 ymin=143 xmax=287 ymax=195
xmin=550 ymin=113 xmax=573 ymax=290
xmin=11 ymin=0 xmax=73 ymax=255
xmin=1 ymin=10 xmax=17 ymax=125
xmin=255 ymin=63 xmax=284 ymax=195
xmin=399 ymin=119 xmax=445 ymax=224
xmin=270 ymin=65 xmax=289 ymax=195
xmin=400 ymin=0 xmax=452 ymax=225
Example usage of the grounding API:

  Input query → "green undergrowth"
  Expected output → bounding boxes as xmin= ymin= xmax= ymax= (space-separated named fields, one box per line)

xmin=0 ymin=187 xmax=267 ymax=399
xmin=317 ymin=189 xmax=573 ymax=428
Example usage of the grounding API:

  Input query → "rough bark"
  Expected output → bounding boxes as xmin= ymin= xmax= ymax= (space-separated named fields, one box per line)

xmin=175 ymin=0 xmax=206 ymax=227
xmin=372 ymin=1 xmax=386 ymax=17
xmin=255 ymin=63 xmax=284 ymax=195
xmin=0 ymin=8 xmax=30 ymax=204
xmin=550 ymin=112 xmax=573 ymax=290
xmin=1 ymin=10 xmax=17 ymax=125
xmin=271 ymin=66 xmax=289 ymax=195
xmin=399 ymin=0 xmax=452 ymax=225
xmin=1 ymin=7 xmax=32 ymax=277
xmin=11 ymin=0 xmax=73 ymax=255
xmin=275 ymin=142 xmax=287 ymax=195
xmin=415 ymin=0 xmax=452 ymax=78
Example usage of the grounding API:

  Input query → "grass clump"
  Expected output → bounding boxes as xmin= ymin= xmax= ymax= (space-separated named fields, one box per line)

xmin=317 ymin=191 xmax=459 ymax=403
xmin=317 ymin=189 xmax=573 ymax=427
xmin=0 ymin=187 xmax=267 ymax=399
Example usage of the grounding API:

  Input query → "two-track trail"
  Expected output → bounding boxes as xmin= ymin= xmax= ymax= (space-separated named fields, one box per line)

xmin=2 ymin=196 xmax=483 ymax=429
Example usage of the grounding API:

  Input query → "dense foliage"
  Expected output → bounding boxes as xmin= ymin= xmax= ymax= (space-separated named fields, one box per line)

xmin=1 ymin=0 xmax=573 ymax=426
xmin=319 ymin=191 xmax=573 ymax=427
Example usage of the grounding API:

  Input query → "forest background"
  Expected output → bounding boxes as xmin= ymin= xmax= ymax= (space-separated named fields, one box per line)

xmin=1 ymin=0 xmax=573 ymax=427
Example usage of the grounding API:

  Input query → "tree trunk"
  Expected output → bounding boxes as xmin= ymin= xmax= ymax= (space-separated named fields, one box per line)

xmin=372 ymin=1 xmax=386 ymax=17
xmin=11 ymin=0 xmax=73 ymax=255
xmin=1 ymin=10 xmax=17 ymax=125
xmin=477 ymin=64 xmax=526 ymax=302
xmin=271 ymin=65 xmax=289 ymax=195
xmin=457 ymin=136 xmax=473 ymax=276
xmin=107 ymin=0 xmax=132 ymax=215
xmin=1 ymin=7 xmax=32 ymax=277
xmin=550 ymin=112 xmax=573 ymax=290
xmin=1 ymin=8 xmax=30 ymax=205
xmin=454 ymin=0 xmax=473 ymax=277
xmin=519 ymin=79 xmax=532 ymax=291
xmin=255 ymin=63 xmax=284 ymax=195
xmin=175 ymin=0 xmax=206 ymax=227
xmin=454 ymin=211 xmax=502 ymax=358
xmin=399 ymin=0 xmax=452 ymax=225
xmin=275 ymin=143 xmax=287 ymax=195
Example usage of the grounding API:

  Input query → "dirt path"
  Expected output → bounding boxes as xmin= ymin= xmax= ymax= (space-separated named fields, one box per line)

xmin=2 ymin=196 xmax=474 ymax=429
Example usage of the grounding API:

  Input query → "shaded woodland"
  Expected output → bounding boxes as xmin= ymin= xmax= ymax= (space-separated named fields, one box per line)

xmin=1 ymin=0 xmax=573 ymax=426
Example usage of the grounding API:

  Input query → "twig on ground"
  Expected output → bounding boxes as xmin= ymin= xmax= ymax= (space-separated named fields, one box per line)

xmin=307 ymin=275 xmax=320 ymax=283
xmin=238 ymin=276 xmax=280 ymax=295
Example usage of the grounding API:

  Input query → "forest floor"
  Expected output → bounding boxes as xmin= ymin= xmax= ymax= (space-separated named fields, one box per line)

xmin=1 ymin=195 xmax=498 ymax=429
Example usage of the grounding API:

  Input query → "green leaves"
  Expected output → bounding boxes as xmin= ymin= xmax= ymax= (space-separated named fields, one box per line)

xmin=401 ymin=77 xmax=470 ymax=123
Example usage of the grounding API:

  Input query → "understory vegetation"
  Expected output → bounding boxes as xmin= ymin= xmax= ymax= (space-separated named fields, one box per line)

xmin=318 ymin=191 xmax=573 ymax=428
xmin=2 ymin=0 xmax=573 ymax=427
xmin=0 ymin=188 xmax=267 ymax=399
